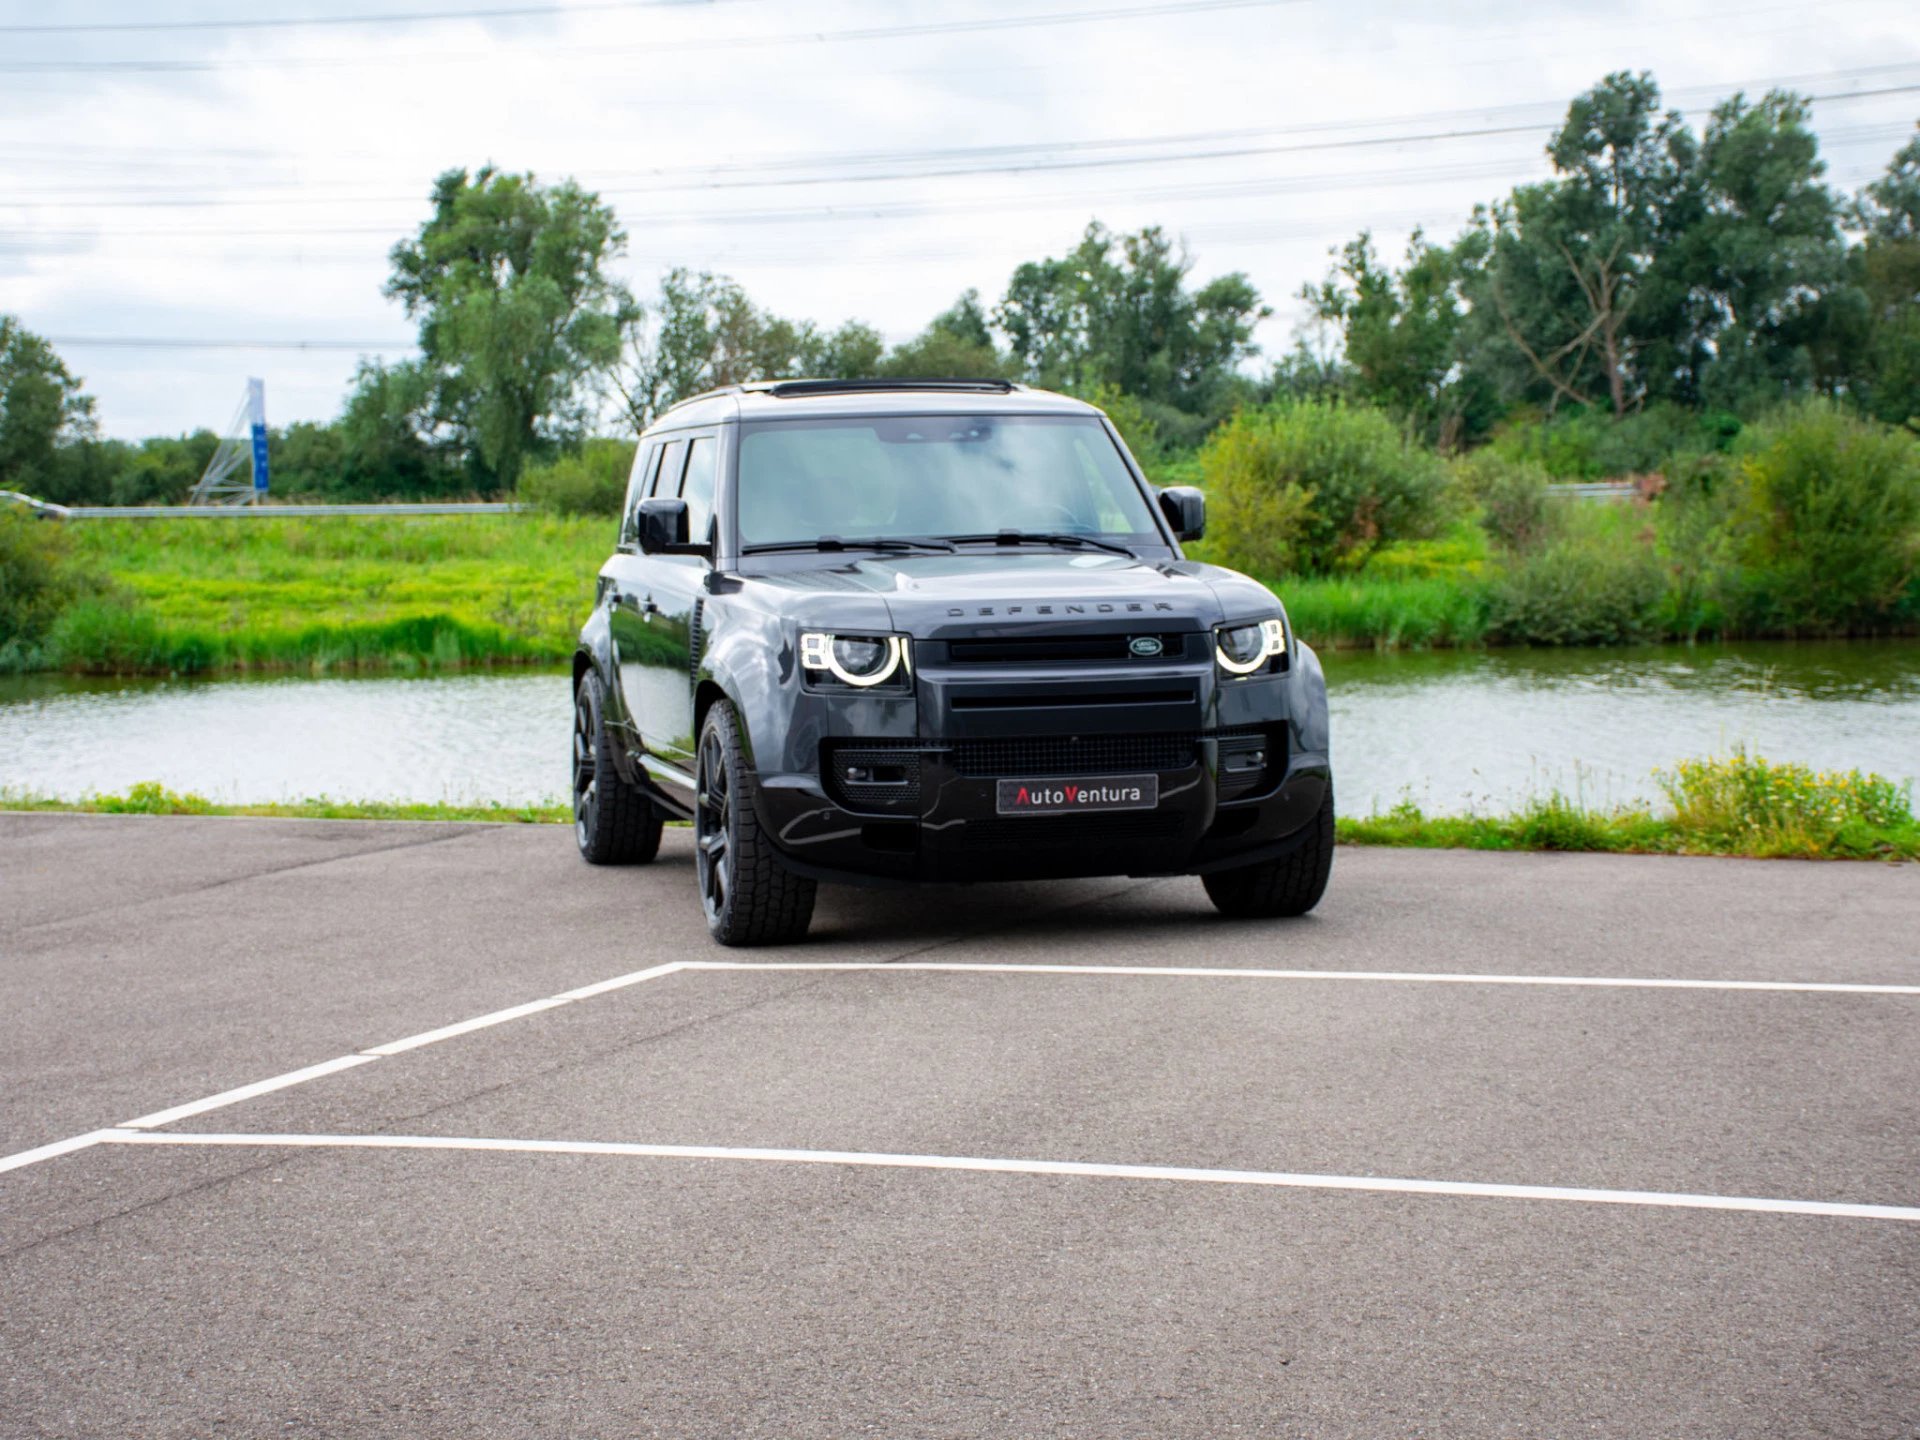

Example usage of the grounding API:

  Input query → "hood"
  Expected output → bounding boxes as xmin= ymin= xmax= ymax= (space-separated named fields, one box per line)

xmin=744 ymin=551 xmax=1239 ymax=635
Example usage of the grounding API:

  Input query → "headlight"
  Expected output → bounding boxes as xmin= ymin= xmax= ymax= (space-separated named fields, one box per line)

xmin=1214 ymin=617 xmax=1287 ymax=676
xmin=800 ymin=631 xmax=910 ymax=688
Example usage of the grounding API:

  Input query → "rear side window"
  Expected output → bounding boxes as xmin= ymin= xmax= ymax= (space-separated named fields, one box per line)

xmin=653 ymin=439 xmax=687 ymax=502
xmin=680 ymin=436 xmax=716 ymax=543
xmin=620 ymin=443 xmax=660 ymax=546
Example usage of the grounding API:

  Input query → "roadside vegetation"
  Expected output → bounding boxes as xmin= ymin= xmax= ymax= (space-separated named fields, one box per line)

xmin=2 ymin=71 xmax=1915 ymax=675
xmin=9 ymin=753 xmax=1912 ymax=860
xmin=1 ymin=511 xmax=605 ymax=674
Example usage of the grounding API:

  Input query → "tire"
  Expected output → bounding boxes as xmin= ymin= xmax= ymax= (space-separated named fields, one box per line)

xmin=1202 ymin=785 xmax=1335 ymax=919
xmin=572 ymin=669 xmax=663 ymax=866
xmin=694 ymin=700 xmax=817 ymax=946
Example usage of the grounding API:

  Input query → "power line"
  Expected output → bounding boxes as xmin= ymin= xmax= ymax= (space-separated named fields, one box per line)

xmin=0 ymin=0 xmax=1298 ymax=73
xmin=10 ymin=86 xmax=1915 ymax=212
xmin=0 ymin=0 xmax=763 ymax=35
xmin=44 ymin=337 xmax=418 ymax=352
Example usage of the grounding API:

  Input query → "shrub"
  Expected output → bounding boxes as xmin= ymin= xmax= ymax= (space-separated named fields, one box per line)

xmin=1659 ymin=750 xmax=1915 ymax=857
xmin=1453 ymin=450 xmax=1558 ymax=553
xmin=1488 ymin=403 xmax=1742 ymax=481
xmin=1201 ymin=400 xmax=1448 ymax=574
xmin=518 ymin=439 xmax=634 ymax=517
xmin=1488 ymin=510 xmax=1665 ymax=645
xmin=0 ymin=508 xmax=93 ymax=666
xmin=1731 ymin=400 xmax=1920 ymax=632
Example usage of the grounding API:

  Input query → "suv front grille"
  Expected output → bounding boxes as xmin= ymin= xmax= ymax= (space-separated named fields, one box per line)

xmin=944 ymin=632 xmax=1195 ymax=665
xmin=951 ymin=733 xmax=1197 ymax=777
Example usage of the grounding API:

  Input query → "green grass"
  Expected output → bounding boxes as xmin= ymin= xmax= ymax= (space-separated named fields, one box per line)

xmin=1340 ymin=752 xmax=1920 ymax=861
xmin=11 ymin=753 xmax=1915 ymax=859
xmin=0 ymin=781 xmax=569 ymax=824
xmin=48 ymin=514 xmax=612 ymax=675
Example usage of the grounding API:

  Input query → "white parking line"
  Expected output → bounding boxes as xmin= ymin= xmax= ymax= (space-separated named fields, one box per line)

xmin=96 ymin=1128 xmax=1920 ymax=1224
xmin=683 ymin=960 xmax=1920 ymax=996
xmin=4 ymin=956 xmax=1914 ymax=1178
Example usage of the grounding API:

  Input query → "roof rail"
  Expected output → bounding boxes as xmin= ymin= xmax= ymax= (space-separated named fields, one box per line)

xmin=765 ymin=378 xmax=1018 ymax=398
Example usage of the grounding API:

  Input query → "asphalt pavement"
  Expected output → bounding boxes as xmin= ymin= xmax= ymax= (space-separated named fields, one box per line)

xmin=2 ymin=812 xmax=1917 ymax=1438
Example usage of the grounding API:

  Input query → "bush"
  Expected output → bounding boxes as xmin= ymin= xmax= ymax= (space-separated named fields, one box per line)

xmin=1488 ymin=509 xmax=1665 ymax=645
xmin=1201 ymin=400 xmax=1448 ymax=574
xmin=1731 ymin=400 xmax=1920 ymax=632
xmin=1659 ymin=750 xmax=1915 ymax=857
xmin=518 ymin=439 xmax=634 ymax=517
xmin=1453 ymin=449 xmax=1558 ymax=553
xmin=1488 ymin=403 xmax=1742 ymax=481
xmin=0 ymin=508 xmax=92 ymax=667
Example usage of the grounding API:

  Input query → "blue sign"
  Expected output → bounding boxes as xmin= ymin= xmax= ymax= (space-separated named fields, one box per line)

xmin=250 ymin=423 xmax=270 ymax=493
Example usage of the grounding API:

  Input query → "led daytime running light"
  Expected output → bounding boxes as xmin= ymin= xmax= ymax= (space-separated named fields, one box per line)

xmin=1215 ymin=617 xmax=1287 ymax=675
xmin=800 ymin=631 xmax=908 ymax=688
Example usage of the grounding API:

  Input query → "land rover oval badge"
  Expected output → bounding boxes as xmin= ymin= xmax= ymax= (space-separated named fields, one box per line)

xmin=1128 ymin=636 xmax=1164 ymax=657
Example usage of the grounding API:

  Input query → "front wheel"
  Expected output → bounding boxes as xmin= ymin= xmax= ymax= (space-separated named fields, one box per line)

xmin=573 ymin=670 xmax=663 ymax=866
xmin=1202 ymin=786 xmax=1335 ymax=918
xmin=695 ymin=700 xmax=817 ymax=946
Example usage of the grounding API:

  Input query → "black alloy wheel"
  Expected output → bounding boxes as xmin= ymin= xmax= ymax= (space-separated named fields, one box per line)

xmin=694 ymin=700 xmax=816 ymax=946
xmin=572 ymin=670 xmax=663 ymax=865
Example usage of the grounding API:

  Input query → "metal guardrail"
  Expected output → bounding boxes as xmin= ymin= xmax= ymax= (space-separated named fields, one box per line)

xmin=2 ymin=492 xmax=522 ymax=520
xmin=1548 ymin=482 xmax=1639 ymax=501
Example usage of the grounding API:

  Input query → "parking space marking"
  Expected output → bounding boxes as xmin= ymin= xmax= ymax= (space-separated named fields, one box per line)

xmin=7 ymin=955 xmax=1915 ymax=1180
xmin=0 ymin=1129 xmax=127 ymax=1177
xmin=120 ymin=1055 xmax=378 ymax=1129
xmin=96 ymin=1129 xmax=1920 ymax=1224
xmin=682 ymin=960 xmax=1920 ymax=996
xmin=0 ymin=962 xmax=696 ymax=1176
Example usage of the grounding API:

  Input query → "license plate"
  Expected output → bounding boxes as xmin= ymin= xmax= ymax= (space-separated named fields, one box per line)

xmin=995 ymin=774 xmax=1159 ymax=816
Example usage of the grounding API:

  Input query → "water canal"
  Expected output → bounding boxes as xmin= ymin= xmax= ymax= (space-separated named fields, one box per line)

xmin=3 ymin=640 xmax=1916 ymax=814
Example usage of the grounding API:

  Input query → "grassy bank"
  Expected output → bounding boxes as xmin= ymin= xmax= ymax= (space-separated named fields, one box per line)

xmin=7 ymin=514 xmax=608 ymax=675
xmin=10 ymin=754 xmax=1912 ymax=860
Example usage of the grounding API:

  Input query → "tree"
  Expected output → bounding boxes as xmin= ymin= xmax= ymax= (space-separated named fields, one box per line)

xmin=1847 ymin=127 xmax=1920 ymax=426
xmin=1452 ymin=73 xmax=1699 ymax=418
xmin=1683 ymin=91 xmax=1848 ymax=410
xmin=0 ymin=318 xmax=96 ymax=498
xmin=995 ymin=223 xmax=1266 ymax=414
xmin=1303 ymin=230 xmax=1489 ymax=445
xmin=332 ymin=360 xmax=462 ymax=500
xmin=604 ymin=269 xmax=847 ymax=430
xmin=386 ymin=167 xmax=632 ymax=492
xmin=877 ymin=290 xmax=1014 ymax=379
xmin=1315 ymin=72 xmax=1859 ymax=429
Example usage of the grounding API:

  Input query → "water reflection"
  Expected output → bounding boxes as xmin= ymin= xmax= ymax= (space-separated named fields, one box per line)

xmin=2 ymin=640 xmax=1916 ymax=813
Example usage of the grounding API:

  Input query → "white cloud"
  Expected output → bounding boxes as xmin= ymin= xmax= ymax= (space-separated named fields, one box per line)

xmin=0 ymin=0 xmax=1914 ymax=437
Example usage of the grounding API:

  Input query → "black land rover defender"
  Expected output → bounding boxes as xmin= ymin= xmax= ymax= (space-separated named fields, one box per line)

xmin=571 ymin=379 xmax=1332 ymax=945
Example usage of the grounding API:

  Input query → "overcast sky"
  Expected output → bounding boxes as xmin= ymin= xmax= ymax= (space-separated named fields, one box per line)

xmin=3 ymin=0 xmax=1916 ymax=440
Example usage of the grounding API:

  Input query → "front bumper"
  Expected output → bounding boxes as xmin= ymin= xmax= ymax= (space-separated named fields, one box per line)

xmin=750 ymin=643 xmax=1330 ymax=886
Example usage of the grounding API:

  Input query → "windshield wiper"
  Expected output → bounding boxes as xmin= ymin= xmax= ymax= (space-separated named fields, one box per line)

xmin=741 ymin=535 xmax=957 ymax=555
xmin=944 ymin=530 xmax=1140 ymax=560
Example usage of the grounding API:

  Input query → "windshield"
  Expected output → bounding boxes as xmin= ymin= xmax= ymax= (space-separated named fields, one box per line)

xmin=735 ymin=414 xmax=1160 ymax=548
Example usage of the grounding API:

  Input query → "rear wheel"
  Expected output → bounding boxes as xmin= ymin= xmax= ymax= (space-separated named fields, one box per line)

xmin=573 ymin=670 xmax=663 ymax=865
xmin=1202 ymin=786 xmax=1335 ymax=918
xmin=695 ymin=700 xmax=817 ymax=946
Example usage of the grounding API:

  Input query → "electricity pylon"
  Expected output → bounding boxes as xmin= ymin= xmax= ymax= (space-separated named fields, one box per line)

xmin=190 ymin=377 xmax=270 ymax=505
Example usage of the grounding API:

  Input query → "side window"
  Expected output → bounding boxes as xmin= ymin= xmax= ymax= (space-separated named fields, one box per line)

xmin=679 ymin=436 xmax=716 ymax=544
xmin=653 ymin=439 xmax=687 ymax=501
xmin=620 ymin=443 xmax=660 ymax=546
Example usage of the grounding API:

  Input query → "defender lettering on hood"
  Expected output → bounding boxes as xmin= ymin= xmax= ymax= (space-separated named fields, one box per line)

xmin=944 ymin=601 xmax=1177 ymax=617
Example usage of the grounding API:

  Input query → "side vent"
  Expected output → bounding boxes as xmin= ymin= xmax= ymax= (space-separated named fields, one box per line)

xmin=689 ymin=597 xmax=706 ymax=682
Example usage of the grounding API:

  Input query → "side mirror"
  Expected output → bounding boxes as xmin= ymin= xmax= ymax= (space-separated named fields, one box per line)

xmin=637 ymin=496 xmax=690 ymax=554
xmin=1158 ymin=486 xmax=1205 ymax=542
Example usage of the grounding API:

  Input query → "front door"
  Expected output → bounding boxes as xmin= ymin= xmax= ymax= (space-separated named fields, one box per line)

xmin=609 ymin=431 xmax=717 ymax=807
